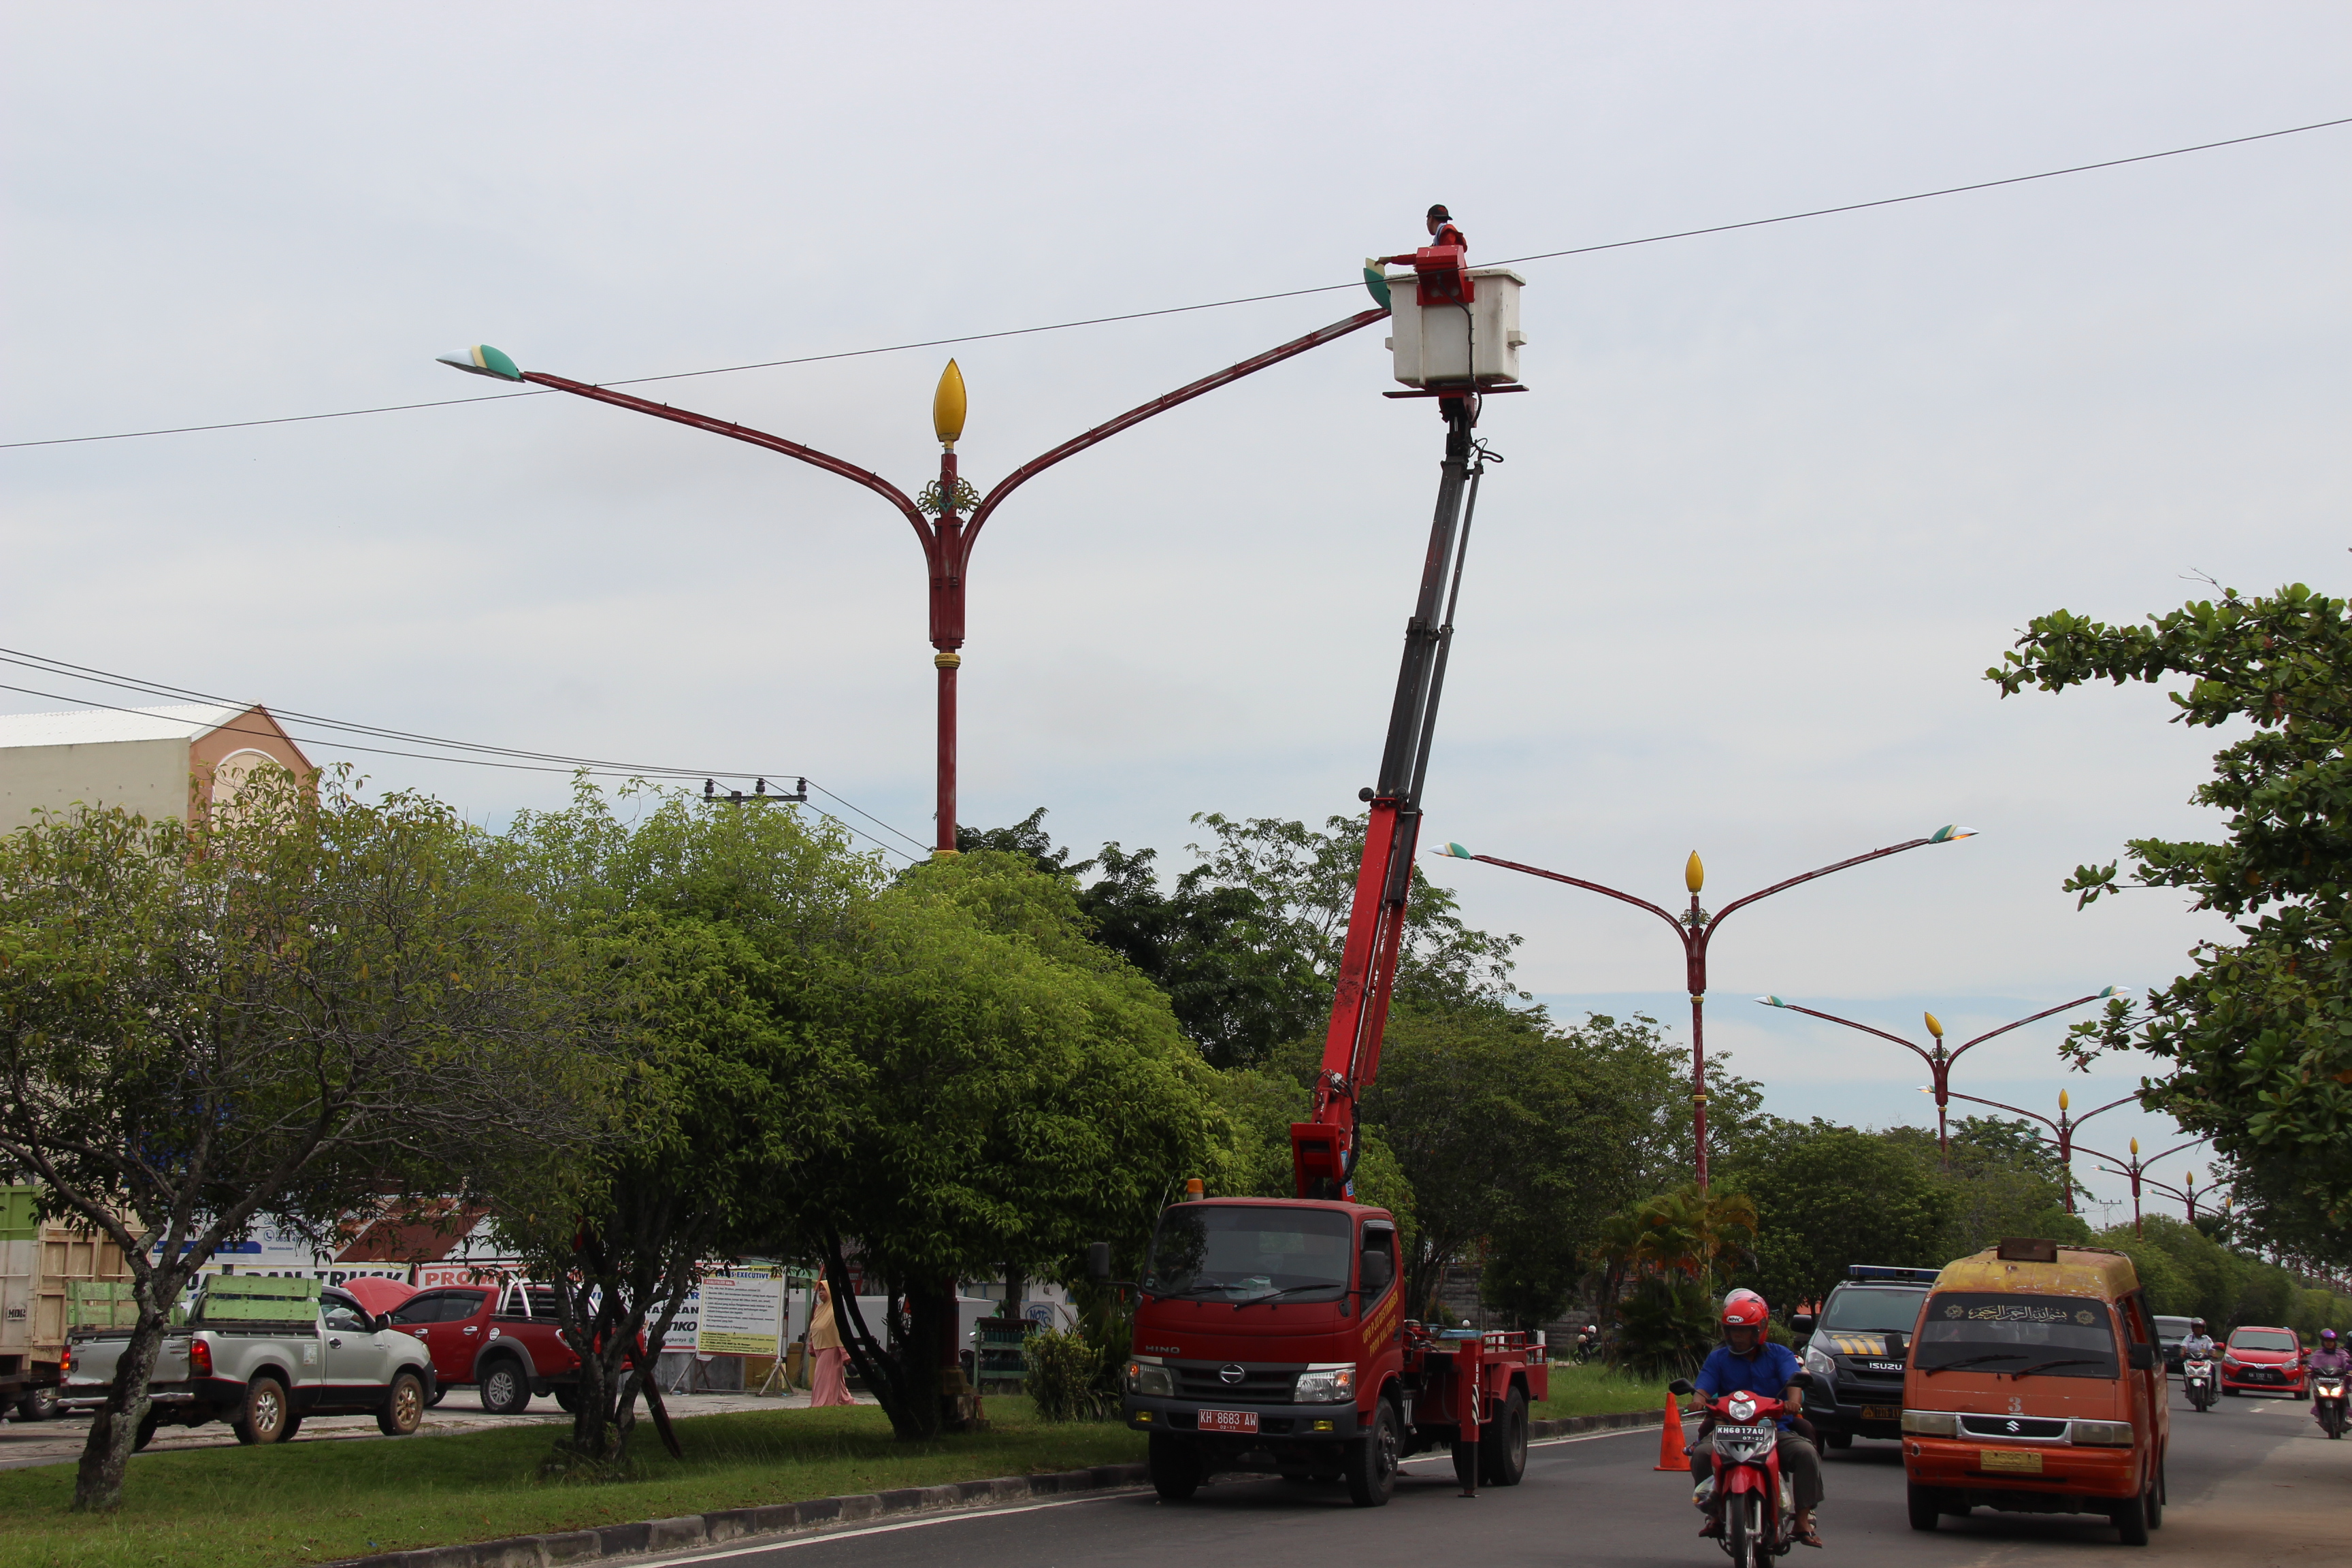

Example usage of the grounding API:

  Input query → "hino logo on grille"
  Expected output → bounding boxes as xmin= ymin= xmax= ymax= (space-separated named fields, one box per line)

xmin=1218 ymin=1365 xmax=1245 ymax=1385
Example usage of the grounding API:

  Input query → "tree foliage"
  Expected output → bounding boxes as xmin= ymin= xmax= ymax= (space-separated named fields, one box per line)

xmin=1722 ymin=1121 xmax=1955 ymax=1313
xmin=960 ymin=808 xmax=1522 ymax=1067
xmin=1989 ymin=583 xmax=2352 ymax=1264
xmin=0 ymin=770 xmax=594 ymax=1509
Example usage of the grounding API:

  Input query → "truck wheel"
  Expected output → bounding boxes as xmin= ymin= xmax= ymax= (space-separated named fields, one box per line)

xmin=480 ymin=1358 xmax=533 ymax=1415
xmin=1825 ymin=1431 xmax=1852 ymax=1450
xmin=426 ymin=1386 xmax=448 ymax=1407
xmin=377 ymin=1371 xmax=426 ymax=1437
xmin=12 ymin=1387 xmax=59 ymax=1422
xmin=1480 ymin=1387 xmax=1528 ymax=1486
xmin=552 ymin=1384 xmax=580 ymax=1414
xmin=1343 ymin=1400 xmax=1400 ymax=1507
xmin=232 ymin=1375 xmax=293 ymax=1445
xmin=1147 ymin=1433 xmax=1204 ymax=1502
xmin=133 ymin=1407 xmax=161 ymax=1452
xmin=1906 ymin=1484 xmax=1941 ymax=1532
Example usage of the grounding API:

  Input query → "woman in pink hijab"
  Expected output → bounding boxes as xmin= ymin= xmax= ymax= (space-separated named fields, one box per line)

xmin=806 ymin=1278 xmax=853 ymax=1407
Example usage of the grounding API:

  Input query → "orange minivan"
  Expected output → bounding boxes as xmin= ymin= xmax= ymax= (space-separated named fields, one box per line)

xmin=1901 ymin=1239 xmax=2170 ymax=1546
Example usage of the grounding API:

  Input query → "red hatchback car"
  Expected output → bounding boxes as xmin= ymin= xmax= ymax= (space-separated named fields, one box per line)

xmin=2221 ymin=1326 xmax=2304 ymax=1396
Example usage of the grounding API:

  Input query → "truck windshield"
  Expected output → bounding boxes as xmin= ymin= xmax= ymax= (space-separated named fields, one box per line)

xmin=1916 ymin=1292 xmax=2118 ymax=1379
xmin=1820 ymin=1288 xmax=1928 ymax=1335
xmin=1145 ymin=1206 xmax=1352 ymax=1301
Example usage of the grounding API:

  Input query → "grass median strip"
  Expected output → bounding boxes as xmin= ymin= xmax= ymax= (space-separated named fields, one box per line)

xmin=1531 ymin=1363 xmax=1678 ymax=1422
xmin=0 ymin=1398 xmax=1145 ymax=1568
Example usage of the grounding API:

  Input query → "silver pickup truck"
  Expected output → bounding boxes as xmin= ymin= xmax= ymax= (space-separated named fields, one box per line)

xmin=60 ymin=1275 xmax=434 ymax=1448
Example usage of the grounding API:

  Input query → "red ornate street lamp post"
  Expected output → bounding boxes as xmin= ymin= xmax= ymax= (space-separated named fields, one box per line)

xmin=1940 ymin=1086 xmax=2138 ymax=1215
xmin=438 ymin=311 xmax=1386 ymax=853
xmin=2091 ymin=1136 xmax=2210 ymax=1236
xmin=1434 ymin=826 xmax=1976 ymax=1190
xmin=1752 ymin=990 xmax=2116 ymax=1167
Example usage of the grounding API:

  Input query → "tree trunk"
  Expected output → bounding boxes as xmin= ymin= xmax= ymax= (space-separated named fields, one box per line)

xmin=824 ymin=1243 xmax=936 ymax=1440
xmin=71 ymin=1297 xmax=172 ymax=1512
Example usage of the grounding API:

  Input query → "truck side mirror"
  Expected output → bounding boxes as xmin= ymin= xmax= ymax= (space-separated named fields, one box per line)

xmin=1085 ymin=1242 xmax=1111 ymax=1282
xmin=1359 ymin=1250 xmax=1393 ymax=1292
xmin=2127 ymin=1342 xmax=2155 ymax=1371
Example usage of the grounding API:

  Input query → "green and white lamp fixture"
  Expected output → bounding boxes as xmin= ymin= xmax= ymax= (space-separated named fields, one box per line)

xmin=436 ymin=344 xmax=523 ymax=381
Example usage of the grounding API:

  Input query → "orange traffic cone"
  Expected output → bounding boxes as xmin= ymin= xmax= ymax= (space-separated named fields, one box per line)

xmin=1654 ymin=1390 xmax=1690 ymax=1471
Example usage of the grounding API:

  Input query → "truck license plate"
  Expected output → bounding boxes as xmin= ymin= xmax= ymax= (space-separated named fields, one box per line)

xmin=1980 ymin=1450 xmax=2042 ymax=1474
xmin=1198 ymin=1409 xmax=1258 ymax=1434
xmin=1861 ymin=1405 xmax=1899 ymax=1421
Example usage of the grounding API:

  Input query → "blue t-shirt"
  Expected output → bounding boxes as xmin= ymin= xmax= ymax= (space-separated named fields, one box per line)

xmin=1695 ymin=1341 xmax=1804 ymax=1430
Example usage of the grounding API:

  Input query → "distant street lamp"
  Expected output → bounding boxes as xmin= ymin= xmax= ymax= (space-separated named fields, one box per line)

xmin=2091 ymin=1135 xmax=2210 ymax=1237
xmin=1752 ymin=990 xmax=2117 ymax=1167
xmin=1938 ymin=1085 xmax=2138 ymax=1216
xmin=438 ymin=310 xmax=1387 ymax=853
xmin=1434 ymin=826 xmax=1976 ymax=1190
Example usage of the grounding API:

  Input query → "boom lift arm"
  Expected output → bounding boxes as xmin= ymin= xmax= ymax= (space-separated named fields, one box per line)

xmin=1290 ymin=395 xmax=1491 ymax=1198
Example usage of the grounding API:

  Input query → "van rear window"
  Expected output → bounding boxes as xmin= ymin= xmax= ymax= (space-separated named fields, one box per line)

xmin=1916 ymin=1293 xmax=2118 ymax=1380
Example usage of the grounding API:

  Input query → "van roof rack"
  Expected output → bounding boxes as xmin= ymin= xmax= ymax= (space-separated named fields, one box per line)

xmin=1846 ymin=1264 xmax=1940 ymax=1283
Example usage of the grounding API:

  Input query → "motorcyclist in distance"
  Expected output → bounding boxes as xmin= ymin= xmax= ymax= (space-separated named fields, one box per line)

xmin=2307 ymin=1328 xmax=2351 ymax=1415
xmin=2179 ymin=1320 xmax=2218 ymax=1361
xmin=1691 ymin=1296 xmax=1825 ymax=1548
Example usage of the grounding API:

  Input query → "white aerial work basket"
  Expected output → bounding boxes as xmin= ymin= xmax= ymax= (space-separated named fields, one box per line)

xmin=1384 ymin=267 xmax=1527 ymax=389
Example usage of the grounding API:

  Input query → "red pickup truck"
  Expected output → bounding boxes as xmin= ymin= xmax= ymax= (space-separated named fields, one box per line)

xmin=382 ymin=1281 xmax=581 ymax=1414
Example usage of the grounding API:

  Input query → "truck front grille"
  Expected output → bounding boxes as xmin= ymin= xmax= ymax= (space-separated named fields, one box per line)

xmin=1170 ymin=1362 xmax=1303 ymax=1402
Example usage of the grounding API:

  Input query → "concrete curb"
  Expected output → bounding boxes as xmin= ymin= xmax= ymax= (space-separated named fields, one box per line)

xmin=331 ymin=1409 xmax=1665 ymax=1567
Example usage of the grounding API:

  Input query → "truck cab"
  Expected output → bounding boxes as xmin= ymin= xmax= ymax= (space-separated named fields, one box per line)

xmin=1119 ymin=1197 xmax=1543 ymax=1507
xmin=382 ymin=1280 xmax=581 ymax=1413
xmin=1795 ymin=1264 xmax=1937 ymax=1447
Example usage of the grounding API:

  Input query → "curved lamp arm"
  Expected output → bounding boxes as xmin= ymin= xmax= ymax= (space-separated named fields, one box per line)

xmin=1948 ymin=990 xmax=2118 ymax=1066
xmin=1463 ymin=855 xmax=1689 ymax=944
xmin=1945 ymin=1089 xmax=2057 ymax=1133
xmin=519 ymin=372 xmax=931 ymax=544
xmin=1705 ymin=835 xmax=1938 ymax=934
xmin=1753 ymin=998 xmax=1933 ymax=1066
xmin=964 ymin=306 xmax=1389 ymax=546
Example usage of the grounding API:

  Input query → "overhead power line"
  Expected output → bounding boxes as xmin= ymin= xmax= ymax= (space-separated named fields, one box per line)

xmin=0 ymin=649 xmax=926 ymax=860
xmin=3 ymin=113 xmax=2344 ymax=453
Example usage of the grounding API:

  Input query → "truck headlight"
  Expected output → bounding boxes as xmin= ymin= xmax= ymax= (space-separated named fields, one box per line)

xmin=1803 ymin=1345 xmax=1835 ymax=1380
xmin=1125 ymin=1358 xmax=1172 ymax=1398
xmin=1900 ymin=1410 xmax=1957 ymax=1437
xmin=2071 ymin=1420 xmax=2134 ymax=1447
xmin=1294 ymin=1365 xmax=1356 ymax=1403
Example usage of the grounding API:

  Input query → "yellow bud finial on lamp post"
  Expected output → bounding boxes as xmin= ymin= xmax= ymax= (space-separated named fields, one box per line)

xmin=1685 ymin=851 xmax=1704 ymax=894
xmin=1924 ymin=1011 xmax=1944 ymax=1041
xmin=2059 ymin=1089 xmax=2070 ymax=1113
xmin=933 ymin=359 xmax=967 ymax=450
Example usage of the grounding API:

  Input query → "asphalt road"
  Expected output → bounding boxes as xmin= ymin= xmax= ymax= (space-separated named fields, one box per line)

xmin=647 ymin=1386 xmax=2346 ymax=1568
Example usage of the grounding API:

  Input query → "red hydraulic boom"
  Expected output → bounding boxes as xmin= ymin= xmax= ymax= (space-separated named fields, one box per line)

xmin=1289 ymin=357 xmax=1491 ymax=1200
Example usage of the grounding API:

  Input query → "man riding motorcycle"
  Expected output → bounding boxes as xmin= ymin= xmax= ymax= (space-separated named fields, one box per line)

xmin=2308 ymin=1328 xmax=2351 ymax=1416
xmin=1691 ymin=1295 xmax=1825 ymax=1548
xmin=2178 ymin=1320 xmax=2217 ymax=1362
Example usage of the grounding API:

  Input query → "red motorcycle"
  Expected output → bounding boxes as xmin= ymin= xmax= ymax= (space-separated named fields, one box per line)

xmin=1669 ymin=1377 xmax=1811 ymax=1568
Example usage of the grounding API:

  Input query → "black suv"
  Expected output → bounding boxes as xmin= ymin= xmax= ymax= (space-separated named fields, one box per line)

xmin=1793 ymin=1265 xmax=1936 ymax=1449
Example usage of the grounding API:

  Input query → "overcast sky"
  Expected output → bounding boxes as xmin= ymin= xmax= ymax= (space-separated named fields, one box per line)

xmin=6 ymin=3 xmax=2347 ymax=1221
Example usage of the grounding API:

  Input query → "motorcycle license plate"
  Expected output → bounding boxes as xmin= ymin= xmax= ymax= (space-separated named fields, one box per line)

xmin=1861 ymin=1405 xmax=1899 ymax=1421
xmin=1980 ymin=1450 xmax=2043 ymax=1474
xmin=1197 ymin=1409 xmax=1258 ymax=1434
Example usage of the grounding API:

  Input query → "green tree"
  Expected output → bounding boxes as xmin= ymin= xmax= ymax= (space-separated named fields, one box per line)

xmin=493 ymin=783 xmax=869 ymax=1468
xmin=1989 ymin=583 xmax=2352 ymax=1264
xmin=0 ymin=771 xmax=594 ymax=1511
xmin=1724 ymin=1121 xmax=1956 ymax=1313
xmin=1881 ymin=1116 xmax=2087 ymax=1259
xmin=781 ymin=850 xmax=1225 ymax=1439
xmin=1594 ymin=1183 xmax=1759 ymax=1378
xmin=959 ymin=808 xmax=1524 ymax=1067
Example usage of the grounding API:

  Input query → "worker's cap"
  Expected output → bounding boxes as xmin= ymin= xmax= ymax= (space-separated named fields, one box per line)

xmin=1427 ymin=203 xmax=1452 ymax=223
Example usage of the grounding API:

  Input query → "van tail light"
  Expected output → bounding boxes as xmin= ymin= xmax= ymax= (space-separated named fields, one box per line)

xmin=60 ymin=1346 xmax=70 ymax=1377
xmin=189 ymin=1339 xmax=213 ymax=1377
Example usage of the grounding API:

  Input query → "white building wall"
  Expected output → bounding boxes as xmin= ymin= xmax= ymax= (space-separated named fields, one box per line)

xmin=0 ymin=738 xmax=188 ymax=836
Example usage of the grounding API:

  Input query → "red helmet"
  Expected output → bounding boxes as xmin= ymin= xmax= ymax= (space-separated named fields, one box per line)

xmin=1722 ymin=1295 xmax=1769 ymax=1331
